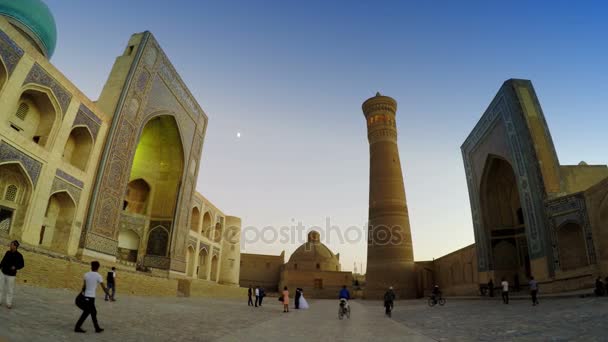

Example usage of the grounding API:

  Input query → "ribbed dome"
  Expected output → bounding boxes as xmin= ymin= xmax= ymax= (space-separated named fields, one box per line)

xmin=0 ymin=0 xmax=57 ymax=58
xmin=287 ymin=231 xmax=341 ymax=271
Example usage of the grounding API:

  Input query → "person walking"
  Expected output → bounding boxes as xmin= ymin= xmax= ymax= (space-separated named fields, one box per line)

xmin=259 ymin=287 xmax=265 ymax=306
xmin=295 ymin=287 xmax=302 ymax=309
xmin=282 ymin=286 xmax=289 ymax=313
xmin=488 ymin=279 xmax=494 ymax=297
xmin=75 ymin=261 xmax=111 ymax=333
xmin=254 ymin=286 xmax=260 ymax=307
xmin=248 ymin=285 xmax=254 ymax=306
xmin=105 ymin=267 xmax=116 ymax=301
xmin=529 ymin=276 xmax=539 ymax=306
xmin=501 ymin=277 xmax=509 ymax=304
xmin=383 ymin=286 xmax=396 ymax=316
xmin=0 ymin=240 xmax=24 ymax=309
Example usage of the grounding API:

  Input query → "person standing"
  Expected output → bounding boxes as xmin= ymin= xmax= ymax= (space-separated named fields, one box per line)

xmin=259 ymin=287 xmax=265 ymax=306
xmin=501 ymin=277 xmax=509 ymax=304
xmin=529 ymin=276 xmax=539 ymax=306
xmin=0 ymin=240 xmax=24 ymax=309
xmin=295 ymin=287 xmax=302 ymax=309
xmin=282 ymin=286 xmax=289 ymax=313
xmin=75 ymin=261 xmax=111 ymax=333
xmin=247 ymin=285 xmax=254 ymax=306
xmin=254 ymin=286 xmax=260 ymax=307
xmin=488 ymin=279 xmax=494 ymax=297
xmin=105 ymin=267 xmax=116 ymax=302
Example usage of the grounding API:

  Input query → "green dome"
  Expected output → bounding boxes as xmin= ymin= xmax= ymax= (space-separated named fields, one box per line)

xmin=0 ymin=0 xmax=57 ymax=58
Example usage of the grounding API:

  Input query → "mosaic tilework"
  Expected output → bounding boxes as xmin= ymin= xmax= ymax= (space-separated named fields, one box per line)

xmin=546 ymin=193 xmax=597 ymax=268
xmin=72 ymin=104 xmax=101 ymax=140
xmin=119 ymin=212 xmax=146 ymax=238
xmin=84 ymin=232 xmax=118 ymax=256
xmin=0 ymin=29 xmax=24 ymax=74
xmin=23 ymin=63 xmax=72 ymax=114
xmin=0 ymin=141 xmax=42 ymax=185
xmin=55 ymin=169 xmax=84 ymax=188
xmin=50 ymin=176 xmax=82 ymax=204
xmin=461 ymin=80 xmax=553 ymax=272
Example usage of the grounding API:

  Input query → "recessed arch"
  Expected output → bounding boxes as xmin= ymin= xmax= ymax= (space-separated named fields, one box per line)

xmin=42 ymin=191 xmax=76 ymax=253
xmin=0 ymin=162 xmax=34 ymax=237
xmin=124 ymin=178 xmax=151 ymax=214
xmin=191 ymin=206 xmax=200 ymax=233
xmin=63 ymin=125 xmax=94 ymax=171
xmin=210 ymin=254 xmax=219 ymax=282
xmin=214 ymin=222 xmax=223 ymax=243
xmin=9 ymin=85 xmax=61 ymax=148
xmin=186 ymin=245 xmax=196 ymax=277
xmin=557 ymin=221 xmax=589 ymax=271
xmin=202 ymin=211 xmax=212 ymax=238
xmin=198 ymin=247 xmax=209 ymax=279
xmin=146 ymin=226 xmax=169 ymax=256
xmin=129 ymin=115 xmax=184 ymax=220
xmin=480 ymin=155 xmax=530 ymax=283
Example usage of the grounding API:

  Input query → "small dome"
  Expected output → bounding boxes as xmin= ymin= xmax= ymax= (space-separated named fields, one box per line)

xmin=0 ymin=0 xmax=57 ymax=58
xmin=578 ymin=161 xmax=588 ymax=166
xmin=287 ymin=230 xmax=341 ymax=271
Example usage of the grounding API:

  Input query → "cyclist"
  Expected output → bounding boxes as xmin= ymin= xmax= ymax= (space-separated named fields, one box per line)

xmin=383 ymin=286 xmax=396 ymax=316
xmin=431 ymin=285 xmax=442 ymax=303
xmin=338 ymin=285 xmax=350 ymax=314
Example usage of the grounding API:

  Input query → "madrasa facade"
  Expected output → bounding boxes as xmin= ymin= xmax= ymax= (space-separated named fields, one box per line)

xmin=415 ymin=79 xmax=608 ymax=297
xmin=0 ymin=0 xmax=241 ymax=289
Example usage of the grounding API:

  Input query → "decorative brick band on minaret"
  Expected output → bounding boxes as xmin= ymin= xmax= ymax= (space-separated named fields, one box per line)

xmin=363 ymin=92 xmax=416 ymax=299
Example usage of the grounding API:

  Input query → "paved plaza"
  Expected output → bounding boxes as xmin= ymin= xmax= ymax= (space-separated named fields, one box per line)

xmin=1 ymin=286 xmax=608 ymax=341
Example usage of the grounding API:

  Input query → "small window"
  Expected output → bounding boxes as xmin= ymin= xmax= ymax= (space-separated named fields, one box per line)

xmin=316 ymin=263 xmax=320 ymax=270
xmin=294 ymin=263 xmax=298 ymax=270
xmin=33 ymin=136 xmax=41 ymax=144
xmin=15 ymin=103 xmax=29 ymax=120
xmin=125 ymin=45 xmax=134 ymax=56
xmin=314 ymin=278 xmax=323 ymax=289
xmin=4 ymin=185 xmax=17 ymax=202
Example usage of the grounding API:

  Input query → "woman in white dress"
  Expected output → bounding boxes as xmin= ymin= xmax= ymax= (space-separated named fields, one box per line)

xmin=299 ymin=290 xmax=309 ymax=309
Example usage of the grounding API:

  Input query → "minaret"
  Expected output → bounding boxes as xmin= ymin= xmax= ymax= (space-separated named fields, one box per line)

xmin=362 ymin=92 xmax=416 ymax=299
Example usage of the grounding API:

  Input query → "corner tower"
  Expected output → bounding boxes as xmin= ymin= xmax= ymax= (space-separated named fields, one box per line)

xmin=362 ymin=93 xmax=416 ymax=299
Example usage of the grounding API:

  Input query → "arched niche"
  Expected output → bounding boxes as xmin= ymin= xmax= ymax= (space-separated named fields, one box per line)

xmin=0 ymin=162 xmax=33 ymax=237
xmin=191 ymin=207 xmax=200 ymax=233
xmin=124 ymin=179 xmax=151 ymax=214
xmin=63 ymin=126 xmax=93 ymax=171
xmin=42 ymin=191 xmax=76 ymax=253
xmin=9 ymin=87 xmax=60 ymax=148
xmin=118 ymin=229 xmax=140 ymax=262
xmin=557 ymin=222 xmax=589 ymax=271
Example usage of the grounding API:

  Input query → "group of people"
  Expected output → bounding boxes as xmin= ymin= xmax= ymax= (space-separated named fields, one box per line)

xmin=594 ymin=276 xmax=608 ymax=296
xmin=247 ymin=285 xmax=266 ymax=307
xmin=0 ymin=240 xmax=119 ymax=334
xmin=486 ymin=276 xmax=539 ymax=306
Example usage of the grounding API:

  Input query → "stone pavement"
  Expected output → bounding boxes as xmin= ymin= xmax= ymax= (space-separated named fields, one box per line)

xmin=2 ymin=285 xmax=608 ymax=341
xmin=0 ymin=285 xmax=430 ymax=342
xmin=373 ymin=296 xmax=608 ymax=342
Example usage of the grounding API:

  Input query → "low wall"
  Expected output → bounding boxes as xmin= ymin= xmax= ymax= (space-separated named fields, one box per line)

xmin=5 ymin=242 xmax=245 ymax=299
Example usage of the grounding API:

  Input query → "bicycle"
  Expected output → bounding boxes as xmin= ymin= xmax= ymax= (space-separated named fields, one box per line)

xmin=338 ymin=299 xmax=351 ymax=319
xmin=427 ymin=296 xmax=446 ymax=307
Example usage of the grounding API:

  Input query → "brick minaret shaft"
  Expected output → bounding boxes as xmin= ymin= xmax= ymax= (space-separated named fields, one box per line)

xmin=363 ymin=93 xmax=416 ymax=299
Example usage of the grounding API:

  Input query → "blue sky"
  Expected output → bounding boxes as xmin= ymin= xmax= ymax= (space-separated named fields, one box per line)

xmin=45 ymin=0 xmax=608 ymax=271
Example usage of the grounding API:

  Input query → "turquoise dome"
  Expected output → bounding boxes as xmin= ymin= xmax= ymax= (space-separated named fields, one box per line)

xmin=0 ymin=0 xmax=57 ymax=58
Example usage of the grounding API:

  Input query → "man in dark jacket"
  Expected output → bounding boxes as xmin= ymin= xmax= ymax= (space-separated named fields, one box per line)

xmin=383 ymin=286 xmax=396 ymax=316
xmin=0 ymin=240 xmax=25 ymax=309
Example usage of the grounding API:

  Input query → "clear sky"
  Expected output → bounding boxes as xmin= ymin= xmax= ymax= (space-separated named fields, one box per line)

xmin=45 ymin=0 xmax=607 ymax=272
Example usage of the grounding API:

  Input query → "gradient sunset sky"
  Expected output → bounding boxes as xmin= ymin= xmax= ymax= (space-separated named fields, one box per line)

xmin=45 ymin=0 xmax=607 ymax=272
